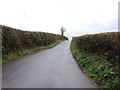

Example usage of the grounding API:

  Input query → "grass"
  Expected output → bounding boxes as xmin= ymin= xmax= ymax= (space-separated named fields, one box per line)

xmin=70 ymin=40 xmax=120 ymax=89
xmin=2 ymin=40 xmax=63 ymax=64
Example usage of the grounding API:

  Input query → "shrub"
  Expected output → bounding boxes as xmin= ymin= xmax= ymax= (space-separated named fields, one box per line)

xmin=71 ymin=37 xmax=120 ymax=88
xmin=74 ymin=32 xmax=120 ymax=67
xmin=2 ymin=25 xmax=68 ymax=56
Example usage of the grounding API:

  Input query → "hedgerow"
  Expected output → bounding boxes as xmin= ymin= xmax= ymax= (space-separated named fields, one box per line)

xmin=2 ymin=25 xmax=68 ymax=59
xmin=71 ymin=32 xmax=120 ymax=88
xmin=75 ymin=32 xmax=120 ymax=69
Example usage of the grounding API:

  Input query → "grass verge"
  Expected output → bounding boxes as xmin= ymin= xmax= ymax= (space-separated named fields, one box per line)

xmin=70 ymin=40 xmax=120 ymax=89
xmin=2 ymin=40 xmax=63 ymax=64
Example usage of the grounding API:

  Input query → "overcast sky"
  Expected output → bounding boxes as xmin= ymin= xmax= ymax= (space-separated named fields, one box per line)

xmin=0 ymin=0 xmax=119 ymax=39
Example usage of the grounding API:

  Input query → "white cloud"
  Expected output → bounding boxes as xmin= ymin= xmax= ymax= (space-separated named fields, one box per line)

xmin=0 ymin=0 xmax=119 ymax=38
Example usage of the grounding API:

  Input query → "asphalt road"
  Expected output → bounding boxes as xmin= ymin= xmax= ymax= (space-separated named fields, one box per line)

xmin=2 ymin=41 xmax=98 ymax=88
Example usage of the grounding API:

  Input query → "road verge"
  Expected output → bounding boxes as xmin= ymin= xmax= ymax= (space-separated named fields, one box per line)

xmin=2 ymin=40 xmax=63 ymax=64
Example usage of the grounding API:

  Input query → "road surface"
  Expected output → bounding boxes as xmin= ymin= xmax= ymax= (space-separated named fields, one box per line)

xmin=3 ymin=41 xmax=98 ymax=88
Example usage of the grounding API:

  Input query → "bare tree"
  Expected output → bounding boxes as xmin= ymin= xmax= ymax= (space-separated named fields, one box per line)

xmin=61 ymin=27 xmax=65 ymax=36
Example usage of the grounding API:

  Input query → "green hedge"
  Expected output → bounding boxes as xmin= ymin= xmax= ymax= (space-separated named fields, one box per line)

xmin=2 ymin=25 xmax=68 ymax=56
xmin=71 ymin=32 xmax=120 ymax=88
xmin=2 ymin=40 xmax=61 ymax=64
xmin=70 ymin=39 xmax=120 ymax=88
xmin=74 ymin=32 xmax=120 ymax=68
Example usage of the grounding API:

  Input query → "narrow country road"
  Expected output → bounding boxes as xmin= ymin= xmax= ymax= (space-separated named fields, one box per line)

xmin=3 ymin=41 xmax=98 ymax=88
